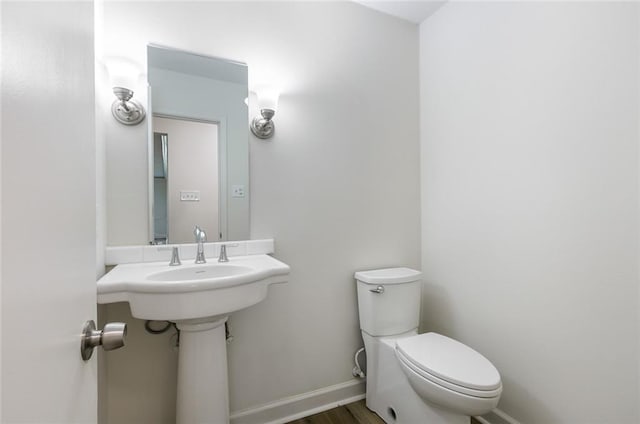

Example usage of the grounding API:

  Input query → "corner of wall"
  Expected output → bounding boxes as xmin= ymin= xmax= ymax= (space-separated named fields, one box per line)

xmin=95 ymin=0 xmax=107 ymax=279
xmin=0 ymin=1 xmax=4 ymax=419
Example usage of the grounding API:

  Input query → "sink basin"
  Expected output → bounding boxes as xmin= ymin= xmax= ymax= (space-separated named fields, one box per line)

xmin=97 ymin=254 xmax=290 ymax=321
xmin=148 ymin=264 xmax=254 ymax=282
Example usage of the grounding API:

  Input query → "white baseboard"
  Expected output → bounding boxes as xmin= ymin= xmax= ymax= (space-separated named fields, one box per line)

xmin=230 ymin=379 xmax=366 ymax=424
xmin=229 ymin=379 xmax=519 ymax=424
xmin=476 ymin=408 xmax=521 ymax=424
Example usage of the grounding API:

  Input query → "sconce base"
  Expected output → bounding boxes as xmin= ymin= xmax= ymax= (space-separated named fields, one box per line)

xmin=111 ymin=98 xmax=146 ymax=126
xmin=250 ymin=118 xmax=274 ymax=139
xmin=250 ymin=108 xmax=276 ymax=139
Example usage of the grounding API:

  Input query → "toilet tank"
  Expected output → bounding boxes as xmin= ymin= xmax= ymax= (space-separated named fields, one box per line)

xmin=355 ymin=268 xmax=422 ymax=337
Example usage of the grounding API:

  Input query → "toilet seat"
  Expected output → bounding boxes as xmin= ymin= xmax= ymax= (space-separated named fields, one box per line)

xmin=395 ymin=333 xmax=502 ymax=398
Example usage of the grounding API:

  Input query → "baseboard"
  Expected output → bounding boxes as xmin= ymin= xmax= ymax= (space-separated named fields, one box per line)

xmin=230 ymin=379 xmax=366 ymax=424
xmin=229 ymin=379 xmax=519 ymax=424
xmin=475 ymin=408 xmax=522 ymax=424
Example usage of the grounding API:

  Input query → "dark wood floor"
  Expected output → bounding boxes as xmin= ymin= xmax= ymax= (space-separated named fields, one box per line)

xmin=285 ymin=400 xmax=482 ymax=424
xmin=286 ymin=400 xmax=384 ymax=424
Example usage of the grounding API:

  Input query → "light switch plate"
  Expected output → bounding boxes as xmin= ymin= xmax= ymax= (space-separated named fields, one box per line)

xmin=180 ymin=191 xmax=200 ymax=201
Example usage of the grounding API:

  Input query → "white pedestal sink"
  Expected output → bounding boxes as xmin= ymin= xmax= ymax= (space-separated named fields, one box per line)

xmin=97 ymin=254 xmax=290 ymax=424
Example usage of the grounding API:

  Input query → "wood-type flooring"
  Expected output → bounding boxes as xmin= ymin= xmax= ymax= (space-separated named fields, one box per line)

xmin=285 ymin=400 xmax=483 ymax=424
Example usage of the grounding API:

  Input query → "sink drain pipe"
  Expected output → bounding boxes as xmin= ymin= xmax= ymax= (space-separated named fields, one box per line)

xmin=352 ymin=347 xmax=366 ymax=378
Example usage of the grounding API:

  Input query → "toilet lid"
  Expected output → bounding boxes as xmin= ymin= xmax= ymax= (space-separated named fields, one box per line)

xmin=354 ymin=268 xmax=422 ymax=285
xmin=395 ymin=333 xmax=501 ymax=392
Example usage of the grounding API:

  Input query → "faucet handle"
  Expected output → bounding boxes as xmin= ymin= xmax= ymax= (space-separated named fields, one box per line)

xmin=169 ymin=246 xmax=181 ymax=266
xmin=218 ymin=245 xmax=229 ymax=263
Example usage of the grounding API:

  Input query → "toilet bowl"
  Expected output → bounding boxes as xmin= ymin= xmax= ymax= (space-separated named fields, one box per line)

xmin=355 ymin=268 xmax=502 ymax=424
xmin=396 ymin=333 xmax=501 ymax=416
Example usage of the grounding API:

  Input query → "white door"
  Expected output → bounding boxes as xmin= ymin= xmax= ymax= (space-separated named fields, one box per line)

xmin=2 ymin=2 xmax=99 ymax=422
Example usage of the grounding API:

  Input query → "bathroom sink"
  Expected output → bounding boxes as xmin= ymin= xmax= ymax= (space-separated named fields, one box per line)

xmin=148 ymin=264 xmax=254 ymax=281
xmin=99 ymin=253 xmax=290 ymax=423
xmin=97 ymin=254 xmax=290 ymax=321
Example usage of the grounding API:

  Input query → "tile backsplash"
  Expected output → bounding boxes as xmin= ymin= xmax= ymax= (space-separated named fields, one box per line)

xmin=105 ymin=239 xmax=275 ymax=265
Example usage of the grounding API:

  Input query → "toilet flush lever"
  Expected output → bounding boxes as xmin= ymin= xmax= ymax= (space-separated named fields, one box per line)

xmin=370 ymin=285 xmax=385 ymax=294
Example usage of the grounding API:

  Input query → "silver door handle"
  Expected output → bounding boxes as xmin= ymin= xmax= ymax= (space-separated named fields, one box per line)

xmin=369 ymin=285 xmax=385 ymax=294
xmin=81 ymin=320 xmax=127 ymax=361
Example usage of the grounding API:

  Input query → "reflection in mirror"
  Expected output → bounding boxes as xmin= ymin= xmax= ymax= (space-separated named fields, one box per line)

xmin=153 ymin=117 xmax=219 ymax=244
xmin=152 ymin=132 xmax=168 ymax=242
xmin=148 ymin=45 xmax=250 ymax=244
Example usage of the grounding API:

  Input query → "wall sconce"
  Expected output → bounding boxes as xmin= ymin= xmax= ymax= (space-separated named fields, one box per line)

xmin=250 ymin=88 xmax=280 ymax=139
xmin=106 ymin=57 xmax=146 ymax=126
xmin=111 ymin=87 xmax=145 ymax=125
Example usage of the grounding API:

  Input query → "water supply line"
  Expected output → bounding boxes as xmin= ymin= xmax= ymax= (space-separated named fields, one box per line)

xmin=144 ymin=320 xmax=234 ymax=348
xmin=352 ymin=347 xmax=366 ymax=378
xmin=144 ymin=320 xmax=173 ymax=334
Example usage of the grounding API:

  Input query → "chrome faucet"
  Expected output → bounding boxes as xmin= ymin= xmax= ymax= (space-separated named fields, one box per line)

xmin=194 ymin=226 xmax=207 ymax=264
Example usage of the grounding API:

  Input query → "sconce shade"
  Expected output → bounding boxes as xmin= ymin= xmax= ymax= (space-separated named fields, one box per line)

xmin=256 ymin=88 xmax=279 ymax=112
xmin=106 ymin=57 xmax=141 ymax=89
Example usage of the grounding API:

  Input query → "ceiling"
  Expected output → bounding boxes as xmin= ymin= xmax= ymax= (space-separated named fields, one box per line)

xmin=353 ymin=1 xmax=446 ymax=24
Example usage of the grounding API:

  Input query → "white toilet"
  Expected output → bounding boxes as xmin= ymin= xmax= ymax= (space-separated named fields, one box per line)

xmin=355 ymin=267 xmax=502 ymax=424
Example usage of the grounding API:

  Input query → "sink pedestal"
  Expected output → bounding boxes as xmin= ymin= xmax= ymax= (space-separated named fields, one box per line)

xmin=176 ymin=317 xmax=229 ymax=424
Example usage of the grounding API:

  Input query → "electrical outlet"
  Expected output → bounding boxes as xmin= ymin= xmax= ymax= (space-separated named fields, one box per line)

xmin=232 ymin=185 xmax=245 ymax=198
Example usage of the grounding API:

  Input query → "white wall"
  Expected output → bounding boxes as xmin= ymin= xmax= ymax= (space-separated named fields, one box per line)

xmin=99 ymin=2 xmax=420 ymax=422
xmin=0 ymin=1 xmax=4 ymax=418
xmin=95 ymin=1 xmax=107 ymax=279
xmin=420 ymin=2 xmax=639 ymax=423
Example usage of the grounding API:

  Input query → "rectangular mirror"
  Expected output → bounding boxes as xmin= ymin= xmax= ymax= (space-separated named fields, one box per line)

xmin=147 ymin=45 xmax=250 ymax=244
